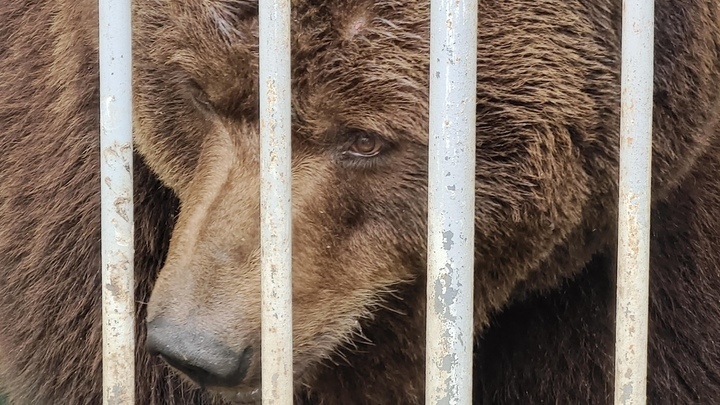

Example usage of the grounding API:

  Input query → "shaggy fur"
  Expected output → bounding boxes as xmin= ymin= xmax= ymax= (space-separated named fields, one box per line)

xmin=1 ymin=0 xmax=720 ymax=403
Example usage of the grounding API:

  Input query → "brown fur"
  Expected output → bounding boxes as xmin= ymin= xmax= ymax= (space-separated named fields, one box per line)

xmin=1 ymin=0 xmax=720 ymax=403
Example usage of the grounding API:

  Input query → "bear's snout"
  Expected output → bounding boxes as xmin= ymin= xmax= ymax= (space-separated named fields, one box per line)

xmin=146 ymin=317 xmax=254 ymax=389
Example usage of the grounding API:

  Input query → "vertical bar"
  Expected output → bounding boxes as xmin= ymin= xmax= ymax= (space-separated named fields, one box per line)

xmin=98 ymin=0 xmax=135 ymax=403
xmin=614 ymin=0 xmax=655 ymax=404
xmin=426 ymin=0 xmax=477 ymax=403
xmin=259 ymin=0 xmax=293 ymax=402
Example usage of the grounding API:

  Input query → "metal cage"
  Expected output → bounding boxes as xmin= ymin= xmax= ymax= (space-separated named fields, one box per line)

xmin=98 ymin=0 xmax=655 ymax=403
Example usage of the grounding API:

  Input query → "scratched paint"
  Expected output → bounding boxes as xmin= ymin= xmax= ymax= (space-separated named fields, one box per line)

xmin=99 ymin=0 xmax=135 ymax=402
xmin=426 ymin=0 xmax=477 ymax=403
xmin=259 ymin=0 xmax=294 ymax=403
xmin=614 ymin=1 xmax=655 ymax=405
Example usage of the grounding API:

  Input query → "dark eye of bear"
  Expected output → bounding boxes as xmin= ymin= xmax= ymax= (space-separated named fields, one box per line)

xmin=186 ymin=79 xmax=214 ymax=112
xmin=347 ymin=133 xmax=383 ymax=157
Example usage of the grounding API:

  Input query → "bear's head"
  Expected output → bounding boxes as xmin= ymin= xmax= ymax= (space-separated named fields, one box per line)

xmin=138 ymin=0 xmax=614 ymax=401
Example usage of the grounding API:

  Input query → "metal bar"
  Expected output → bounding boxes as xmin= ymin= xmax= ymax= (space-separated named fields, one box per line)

xmin=98 ymin=0 xmax=135 ymax=402
xmin=614 ymin=0 xmax=655 ymax=404
xmin=425 ymin=0 xmax=477 ymax=403
xmin=259 ymin=0 xmax=293 ymax=402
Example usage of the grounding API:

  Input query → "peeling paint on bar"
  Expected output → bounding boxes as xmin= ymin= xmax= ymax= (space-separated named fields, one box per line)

xmin=425 ymin=0 xmax=477 ymax=403
xmin=259 ymin=0 xmax=294 ymax=403
xmin=614 ymin=0 xmax=655 ymax=404
xmin=98 ymin=0 xmax=135 ymax=402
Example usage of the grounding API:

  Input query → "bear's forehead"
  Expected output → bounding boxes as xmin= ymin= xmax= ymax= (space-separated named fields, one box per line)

xmin=151 ymin=0 xmax=431 ymax=142
xmin=200 ymin=0 xmax=428 ymax=40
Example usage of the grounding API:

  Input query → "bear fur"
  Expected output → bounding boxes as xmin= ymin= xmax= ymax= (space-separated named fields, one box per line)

xmin=2 ymin=0 xmax=720 ymax=403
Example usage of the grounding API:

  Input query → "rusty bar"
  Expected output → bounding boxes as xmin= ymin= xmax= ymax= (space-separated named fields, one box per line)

xmin=614 ymin=0 xmax=655 ymax=404
xmin=425 ymin=0 xmax=477 ymax=403
xmin=259 ymin=0 xmax=293 ymax=402
xmin=98 ymin=0 xmax=135 ymax=402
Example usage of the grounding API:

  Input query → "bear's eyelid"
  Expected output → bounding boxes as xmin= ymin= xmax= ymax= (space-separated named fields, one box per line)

xmin=186 ymin=80 xmax=216 ymax=112
xmin=341 ymin=131 xmax=389 ymax=159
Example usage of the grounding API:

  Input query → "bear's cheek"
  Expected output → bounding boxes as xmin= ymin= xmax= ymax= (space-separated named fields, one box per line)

xmin=143 ymin=127 xmax=427 ymax=383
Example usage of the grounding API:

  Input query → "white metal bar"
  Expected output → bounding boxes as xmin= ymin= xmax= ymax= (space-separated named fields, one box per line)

xmin=614 ymin=0 xmax=655 ymax=404
xmin=98 ymin=0 xmax=135 ymax=402
xmin=426 ymin=0 xmax=477 ymax=403
xmin=259 ymin=0 xmax=293 ymax=402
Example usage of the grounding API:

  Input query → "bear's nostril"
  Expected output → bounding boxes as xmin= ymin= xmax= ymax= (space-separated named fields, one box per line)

xmin=156 ymin=349 xmax=251 ymax=388
xmin=146 ymin=318 xmax=252 ymax=388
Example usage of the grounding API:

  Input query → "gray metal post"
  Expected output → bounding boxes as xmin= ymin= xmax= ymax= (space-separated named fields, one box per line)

xmin=425 ymin=0 xmax=478 ymax=403
xmin=614 ymin=0 xmax=655 ymax=404
xmin=259 ymin=0 xmax=294 ymax=402
xmin=98 ymin=0 xmax=135 ymax=402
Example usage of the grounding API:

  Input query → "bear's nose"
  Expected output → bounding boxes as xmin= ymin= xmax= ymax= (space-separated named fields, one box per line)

xmin=146 ymin=318 xmax=252 ymax=388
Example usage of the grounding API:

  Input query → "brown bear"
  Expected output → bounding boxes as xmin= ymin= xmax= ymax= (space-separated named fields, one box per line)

xmin=2 ymin=0 xmax=720 ymax=403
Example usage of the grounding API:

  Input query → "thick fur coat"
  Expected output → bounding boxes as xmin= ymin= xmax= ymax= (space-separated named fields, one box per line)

xmin=1 ymin=0 xmax=720 ymax=404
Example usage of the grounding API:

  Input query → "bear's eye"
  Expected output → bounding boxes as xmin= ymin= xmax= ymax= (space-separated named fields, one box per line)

xmin=346 ymin=133 xmax=384 ymax=158
xmin=186 ymin=80 xmax=215 ymax=112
